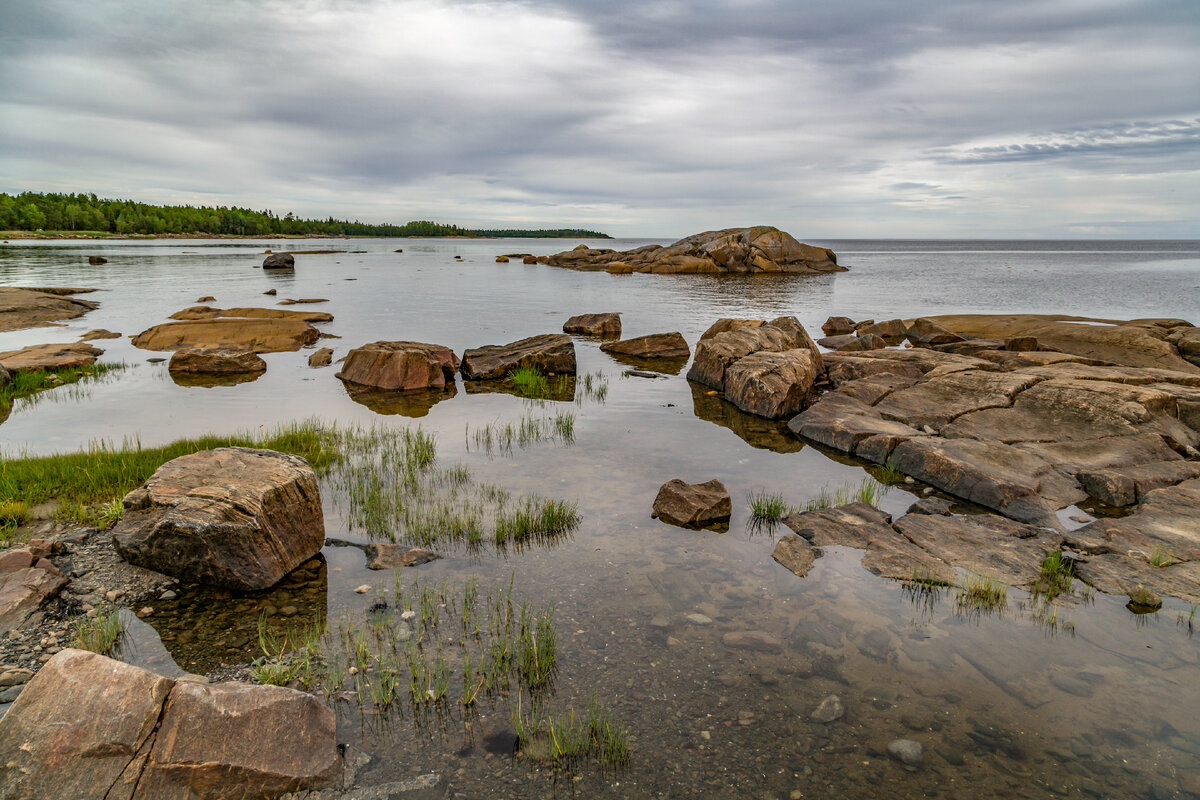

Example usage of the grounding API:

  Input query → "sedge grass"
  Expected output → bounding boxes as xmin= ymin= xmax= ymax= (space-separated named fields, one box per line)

xmin=0 ymin=362 xmax=125 ymax=415
xmin=747 ymin=490 xmax=790 ymax=522
xmin=71 ymin=605 xmax=124 ymax=654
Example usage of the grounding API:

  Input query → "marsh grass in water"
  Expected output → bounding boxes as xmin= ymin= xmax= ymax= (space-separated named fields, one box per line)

xmin=955 ymin=570 xmax=1008 ymax=615
xmin=465 ymin=410 xmax=576 ymax=455
xmin=747 ymin=490 xmax=790 ymax=522
xmin=802 ymin=477 xmax=889 ymax=512
xmin=1033 ymin=550 xmax=1074 ymax=601
xmin=872 ymin=458 xmax=906 ymax=485
xmin=0 ymin=362 xmax=126 ymax=416
xmin=71 ymin=605 xmax=124 ymax=654
xmin=512 ymin=694 xmax=632 ymax=769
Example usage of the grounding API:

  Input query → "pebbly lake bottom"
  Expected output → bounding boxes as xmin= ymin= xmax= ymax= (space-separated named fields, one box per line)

xmin=2 ymin=237 xmax=1200 ymax=798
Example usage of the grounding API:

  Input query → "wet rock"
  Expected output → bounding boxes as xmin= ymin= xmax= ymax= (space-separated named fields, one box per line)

xmin=0 ymin=341 xmax=103 ymax=372
xmin=264 ymin=289 xmax=277 ymax=296
xmin=822 ymin=316 xmax=856 ymax=336
xmin=907 ymin=318 xmax=965 ymax=345
xmin=112 ymin=447 xmax=325 ymax=591
xmin=132 ymin=318 xmax=320 ymax=353
xmin=170 ymin=305 xmax=333 ymax=324
xmin=79 ymin=328 xmax=121 ymax=341
xmin=0 ymin=549 xmax=67 ymax=633
xmin=887 ymin=738 xmax=923 ymax=769
xmin=197 ymin=295 xmax=215 ymax=302
xmin=263 ymin=252 xmax=295 ymax=268
xmin=772 ymin=534 xmax=819 ymax=577
xmin=601 ymin=331 xmax=690 ymax=360
xmin=364 ymin=544 xmax=441 ymax=570
xmin=308 ymin=347 xmax=334 ymax=367
xmin=0 ymin=287 xmax=99 ymax=333
xmin=906 ymin=497 xmax=952 ymax=515
xmin=167 ymin=347 xmax=267 ymax=375
xmin=817 ymin=334 xmax=858 ymax=349
xmin=652 ymin=478 xmax=731 ymax=530
xmin=547 ymin=227 xmax=843 ymax=274
xmin=495 ymin=255 xmax=509 ymax=262
xmin=88 ymin=255 xmax=107 ymax=265
xmin=685 ymin=613 xmax=712 ymax=625
xmin=336 ymin=341 xmax=459 ymax=391
xmin=563 ymin=312 xmax=621 ymax=337
xmin=722 ymin=630 xmax=782 ymax=653
xmin=460 ymin=333 xmax=576 ymax=380
xmin=811 ymin=694 xmax=844 ymax=723
xmin=1127 ymin=586 xmax=1163 ymax=612
xmin=1076 ymin=461 xmax=1200 ymax=507
xmin=835 ymin=333 xmax=887 ymax=352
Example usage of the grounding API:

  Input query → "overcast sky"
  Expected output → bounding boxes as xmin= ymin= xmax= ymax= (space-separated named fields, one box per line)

xmin=2 ymin=0 xmax=1198 ymax=237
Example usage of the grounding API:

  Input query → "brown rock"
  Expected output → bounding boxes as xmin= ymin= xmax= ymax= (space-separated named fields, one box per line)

xmin=131 ymin=318 xmax=320 ymax=353
xmin=873 ymin=369 xmax=1044 ymax=432
xmin=1005 ymin=336 xmax=1039 ymax=351
xmin=263 ymin=253 xmax=295 ymax=268
xmin=79 ymin=328 xmax=121 ymax=341
xmin=460 ymin=334 xmax=576 ymax=380
xmin=652 ymin=478 xmax=732 ymax=530
xmin=821 ymin=316 xmax=856 ymax=336
xmin=336 ymin=341 xmax=459 ymax=391
xmin=0 ymin=341 xmax=102 ymax=371
xmin=601 ymin=332 xmax=690 ymax=360
xmin=856 ymin=319 xmax=908 ymax=343
xmin=906 ymin=318 xmax=965 ymax=345
xmin=835 ymin=333 xmax=888 ymax=352
xmin=168 ymin=347 xmax=267 ymax=375
xmin=563 ymin=313 xmax=621 ymax=337
xmin=364 ymin=544 xmax=442 ymax=570
xmin=0 ymin=551 xmax=68 ymax=633
xmin=495 ymin=255 xmax=509 ymax=262
xmin=169 ymin=305 xmax=333 ymax=324
xmin=112 ymin=447 xmax=325 ymax=591
xmin=277 ymin=298 xmax=329 ymax=305
xmin=1077 ymin=461 xmax=1200 ymax=507
xmin=307 ymin=347 xmax=333 ymax=367
xmin=522 ymin=255 xmax=538 ymax=264
xmin=701 ymin=318 xmax=767 ymax=341
xmin=822 ymin=354 xmax=924 ymax=386
xmin=196 ymin=295 xmax=215 ymax=302
xmin=688 ymin=316 xmax=820 ymax=393
xmin=723 ymin=348 xmax=821 ymax=418
xmin=772 ymin=534 xmax=819 ymax=577
xmin=605 ymin=261 xmax=634 ymax=274
xmin=88 ymin=255 xmax=107 ymax=265
xmin=0 ymin=648 xmax=174 ymax=800
xmin=134 ymin=681 xmax=338 ymax=798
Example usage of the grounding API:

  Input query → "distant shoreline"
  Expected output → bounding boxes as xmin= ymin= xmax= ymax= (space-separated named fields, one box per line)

xmin=0 ymin=231 xmax=614 ymax=241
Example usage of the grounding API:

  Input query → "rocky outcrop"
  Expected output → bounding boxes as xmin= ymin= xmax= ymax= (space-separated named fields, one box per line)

xmin=132 ymin=318 xmax=320 ymax=353
xmin=336 ymin=341 xmax=458 ymax=391
xmin=652 ymin=479 xmax=731 ymax=530
xmin=906 ymin=318 xmax=965 ymax=345
xmin=460 ymin=334 xmax=576 ymax=380
xmin=601 ymin=332 xmax=690 ymax=360
xmin=0 ymin=548 xmax=67 ymax=633
xmin=168 ymin=347 xmax=267 ymax=375
xmin=1076 ymin=461 xmax=1200 ymax=507
xmin=821 ymin=316 xmax=856 ymax=336
xmin=0 ymin=648 xmax=337 ymax=799
xmin=688 ymin=316 xmax=823 ymax=419
xmin=263 ymin=253 xmax=295 ymax=268
xmin=112 ymin=448 xmax=325 ymax=591
xmin=0 ymin=287 xmax=98 ymax=332
xmin=563 ymin=313 xmax=621 ymax=337
xmin=546 ymin=227 xmax=844 ymax=275
xmin=169 ymin=305 xmax=333 ymax=324
xmin=0 ymin=342 xmax=103 ymax=371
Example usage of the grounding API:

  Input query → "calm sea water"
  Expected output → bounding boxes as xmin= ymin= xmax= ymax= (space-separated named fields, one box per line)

xmin=2 ymin=237 xmax=1199 ymax=798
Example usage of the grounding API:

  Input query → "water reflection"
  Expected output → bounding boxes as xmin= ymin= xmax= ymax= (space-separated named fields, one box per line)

xmin=169 ymin=370 xmax=265 ymax=388
xmin=603 ymin=351 xmax=689 ymax=375
xmin=689 ymin=381 xmax=804 ymax=453
xmin=342 ymin=380 xmax=458 ymax=417
xmin=463 ymin=377 xmax=575 ymax=403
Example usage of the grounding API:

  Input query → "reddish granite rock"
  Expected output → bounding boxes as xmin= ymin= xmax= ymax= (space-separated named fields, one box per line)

xmin=563 ymin=313 xmax=621 ymax=337
xmin=336 ymin=341 xmax=458 ymax=391
xmin=168 ymin=347 xmax=267 ymax=375
xmin=601 ymin=332 xmax=690 ymax=360
xmin=652 ymin=478 xmax=732 ymax=530
xmin=460 ymin=334 xmax=576 ymax=380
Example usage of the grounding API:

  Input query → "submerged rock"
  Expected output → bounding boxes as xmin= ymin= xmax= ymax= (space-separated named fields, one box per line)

xmin=167 ymin=347 xmax=267 ymax=375
xmin=112 ymin=447 xmax=325 ymax=591
xmin=652 ymin=478 xmax=732 ymax=530
xmin=563 ymin=312 xmax=621 ymax=337
xmin=811 ymin=694 xmax=845 ymax=723
xmin=0 ymin=341 xmax=103 ymax=372
xmin=888 ymin=738 xmax=923 ymax=769
xmin=460 ymin=333 xmax=576 ymax=380
xmin=336 ymin=341 xmax=459 ymax=391
xmin=547 ymin=227 xmax=843 ymax=274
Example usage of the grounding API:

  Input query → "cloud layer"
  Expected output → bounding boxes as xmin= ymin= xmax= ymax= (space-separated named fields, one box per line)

xmin=2 ymin=0 xmax=1198 ymax=236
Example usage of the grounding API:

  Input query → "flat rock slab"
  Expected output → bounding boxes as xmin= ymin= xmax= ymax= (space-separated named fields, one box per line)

xmin=0 ymin=286 xmax=99 ymax=333
xmin=652 ymin=478 xmax=731 ymax=530
xmin=132 ymin=318 xmax=320 ymax=353
xmin=168 ymin=347 xmax=267 ymax=375
xmin=460 ymin=333 xmax=575 ymax=380
xmin=1068 ymin=478 xmax=1200 ymax=566
xmin=0 ymin=341 xmax=103 ymax=372
xmin=112 ymin=447 xmax=325 ymax=591
xmin=170 ymin=305 xmax=333 ymax=324
xmin=563 ymin=313 xmax=621 ymax=336
xmin=1077 ymin=460 xmax=1200 ymax=507
xmin=601 ymin=331 xmax=689 ymax=359
xmin=0 ymin=648 xmax=337 ymax=799
xmin=336 ymin=341 xmax=458 ymax=391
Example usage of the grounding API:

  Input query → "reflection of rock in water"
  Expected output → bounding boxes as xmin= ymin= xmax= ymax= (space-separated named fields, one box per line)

xmin=343 ymin=380 xmax=457 ymax=417
xmin=689 ymin=381 xmax=804 ymax=453
xmin=463 ymin=376 xmax=575 ymax=402
xmin=169 ymin=370 xmax=264 ymax=389
xmin=603 ymin=351 xmax=689 ymax=376
xmin=141 ymin=556 xmax=327 ymax=675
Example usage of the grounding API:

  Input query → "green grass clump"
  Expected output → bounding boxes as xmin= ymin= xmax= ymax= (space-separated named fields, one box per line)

xmin=495 ymin=497 xmax=581 ymax=546
xmin=1149 ymin=544 xmax=1177 ymax=567
xmin=513 ymin=697 xmax=632 ymax=768
xmin=802 ymin=477 xmax=889 ymax=512
xmin=71 ymin=606 xmax=124 ymax=654
xmin=747 ymin=490 xmax=789 ymax=522
xmin=0 ymin=500 xmax=28 ymax=542
xmin=0 ymin=362 xmax=124 ymax=415
xmin=1033 ymin=550 xmax=1074 ymax=601
xmin=509 ymin=366 xmax=549 ymax=398
xmin=518 ymin=606 xmax=557 ymax=691
xmin=874 ymin=458 xmax=905 ymax=484
xmin=955 ymin=571 xmax=1008 ymax=614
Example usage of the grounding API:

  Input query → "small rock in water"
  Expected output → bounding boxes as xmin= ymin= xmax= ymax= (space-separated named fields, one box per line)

xmin=354 ymin=584 xmax=371 ymax=594
xmin=811 ymin=694 xmax=844 ymax=723
xmin=887 ymin=738 xmax=923 ymax=769
xmin=136 ymin=607 xmax=154 ymax=618
xmin=159 ymin=589 xmax=178 ymax=601
xmin=1069 ymin=515 xmax=1091 ymax=524
xmin=685 ymin=613 xmax=712 ymax=625
xmin=400 ymin=609 xmax=417 ymax=621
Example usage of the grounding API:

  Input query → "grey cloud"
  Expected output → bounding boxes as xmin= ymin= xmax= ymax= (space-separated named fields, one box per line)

xmin=934 ymin=118 xmax=1200 ymax=164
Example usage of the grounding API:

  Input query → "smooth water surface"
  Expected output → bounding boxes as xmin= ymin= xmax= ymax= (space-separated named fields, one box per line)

xmin=2 ymin=237 xmax=1199 ymax=798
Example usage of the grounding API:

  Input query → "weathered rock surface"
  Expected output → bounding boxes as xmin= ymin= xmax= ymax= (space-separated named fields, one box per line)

xmin=855 ymin=318 xmax=908 ymax=344
xmin=170 ymin=305 xmax=333 ymax=324
xmin=132 ymin=318 xmax=320 ymax=353
xmin=0 ymin=548 xmax=67 ymax=633
xmin=547 ymin=227 xmax=844 ymax=274
xmin=836 ymin=333 xmax=887 ymax=352
xmin=906 ymin=317 xmax=965 ymax=345
xmin=563 ymin=313 xmax=621 ymax=337
xmin=263 ymin=252 xmax=295 ymax=268
xmin=0 ymin=648 xmax=337 ymax=799
xmin=0 ymin=341 xmax=103 ymax=371
xmin=817 ymin=334 xmax=858 ymax=350
xmin=308 ymin=347 xmax=333 ymax=367
xmin=460 ymin=334 xmax=576 ymax=380
xmin=364 ymin=543 xmax=441 ymax=570
xmin=112 ymin=447 xmax=325 ymax=591
xmin=0 ymin=286 xmax=98 ymax=332
xmin=722 ymin=348 xmax=821 ymax=418
xmin=168 ymin=347 xmax=267 ymax=375
xmin=336 ymin=341 xmax=459 ymax=391
xmin=701 ymin=318 xmax=766 ymax=340
xmin=1076 ymin=461 xmax=1200 ymax=507
xmin=652 ymin=479 xmax=731 ymax=530
xmin=80 ymin=328 xmax=122 ymax=341
xmin=601 ymin=331 xmax=690 ymax=360
xmin=822 ymin=316 xmax=856 ymax=336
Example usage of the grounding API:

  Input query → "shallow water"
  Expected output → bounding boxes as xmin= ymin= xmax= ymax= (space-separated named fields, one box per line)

xmin=3 ymin=237 xmax=1200 ymax=798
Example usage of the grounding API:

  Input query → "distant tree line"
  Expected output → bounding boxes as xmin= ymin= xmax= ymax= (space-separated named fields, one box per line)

xmin=0 ymin=192 xmax=609 ymax=238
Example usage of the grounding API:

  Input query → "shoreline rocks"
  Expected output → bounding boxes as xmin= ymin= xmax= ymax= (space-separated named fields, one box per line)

xmin=336 ymin=341 xmax=459 ymax=391
xmin=0 ymin=287 xmax=99 ymax=332
xmin=263 ymin=253 xmax=295 ymax=268
xmin=168 ymin=347 xmax=267 ymax=375
xmin=132 ymin=318 xmax=321 ymax=353
xmin=563 ymin=313 xmax=621 ymax=337
xmin=601 ymin=331 xmax=690 ymax=360
xmin=460 ymin=334 xmax=576 ymax=380
xmin=0 ymin=342 xmax=103 ymax=372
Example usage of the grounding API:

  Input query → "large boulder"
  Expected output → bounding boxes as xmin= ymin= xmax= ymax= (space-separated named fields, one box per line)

xmin=563 ymin=313 xmax=621 ymax=337
xmin=262 ymin=253 xmax=295 ymax=268
xmin=688 ymin=316 xmax=821 ymax=391
xmin=723 ymin=348 xmax=821 ymax=419
xmin=0 ymin=286 xmax=99 ymax=333
xmin=652 ymin=478 xmax=732 ymax=530
xmin=112 ymin=447 xmax=325 ymax=591
xmin=600 ymin=332 xmax=690 ymax=360
xmin=0 ymin=342 xmax=103 ymax=372
xmin=168 ymin=347 xmax=267 ymax=375
xmin=131 ymin=318 xmax=320 ymax=353
xmin=547 ymin=227 xmax=844 ymax=274
xmin=0 ymin=648 xmax=337 ymax=800
xmin=460 ymin=334 xmax=576 ymax=380
xmin=336 ymin=341 xmax=459 ymax=391
xmin=0 ymin=549 xmax=67 ymax=633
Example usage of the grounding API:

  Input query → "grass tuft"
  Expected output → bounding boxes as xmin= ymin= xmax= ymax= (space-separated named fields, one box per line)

xmin=747 ymin=490 xmax=789 ymax=522
xmin=955 ymin=570 xmax=1008 ymax=614
xmin=71 ymin=605 xmax=124 ymax=654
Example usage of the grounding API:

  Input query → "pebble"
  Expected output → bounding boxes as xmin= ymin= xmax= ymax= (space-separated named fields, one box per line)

xmin=685 ymin=613 xmax=712 ymax=625
xmin=0 ymin=685 xmax=23 ymax=703
xmin=136 ymin=607 xmax=154 ymax=618
xmin=279 ymin=605 xmax=299 ymax=617
xmin=810 ymin=695 xmax=844 ymax=724
xmin=105 ymin=588 xmax=125 ymax=602
xmin=400 ymin=610 xmax=417 ymax=621
xmin=354 ymin=585 xmax=371 ymax=594
xmin=887 ymin=739 xmax=923 ymax=769
xmin=1069 ymin=515 xmax=1091 ymax=523
xmin=159 ymin=590 xmax=178 ymax=600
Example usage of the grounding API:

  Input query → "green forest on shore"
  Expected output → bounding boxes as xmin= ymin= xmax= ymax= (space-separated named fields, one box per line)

xmin=0 ymin=192 xmax=609 ymax=239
